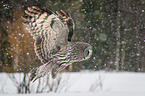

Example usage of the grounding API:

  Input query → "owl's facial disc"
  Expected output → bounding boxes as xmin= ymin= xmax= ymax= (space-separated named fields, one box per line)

xmin=84 ymin=46 xmax=92 ymax=60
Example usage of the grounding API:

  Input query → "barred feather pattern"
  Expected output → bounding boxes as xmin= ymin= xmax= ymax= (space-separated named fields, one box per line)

xmin=30 ymin=42 xmax=92 ymax=81
xmin=22 ymin=6 xmax=92 ymax=81
xmin=30 ymin=44 xmax=71 ymax=81
xmin=23 ymin=6 xmax=73 ymax=63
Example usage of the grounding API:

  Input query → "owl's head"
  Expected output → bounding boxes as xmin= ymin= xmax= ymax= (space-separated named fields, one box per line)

xmin=83 ymin=45 xmax=92 ymax=60
xmin=68 ymin=42 xmax=92 ymax=63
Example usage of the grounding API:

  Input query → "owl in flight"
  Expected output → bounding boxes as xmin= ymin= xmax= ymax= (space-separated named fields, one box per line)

xmin=22 ymin=6 xmax=92 ymax=82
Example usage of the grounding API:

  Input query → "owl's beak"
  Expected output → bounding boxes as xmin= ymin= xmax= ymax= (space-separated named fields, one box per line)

xmin=83 ymin=56 xmax=91 ymax=60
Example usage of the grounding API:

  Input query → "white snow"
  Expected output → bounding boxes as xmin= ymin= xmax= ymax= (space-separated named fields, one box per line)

xmin=1 ymin=92 xmax=145 ymax=96
xmin=0 ymin=71 xmax=145 ymax=96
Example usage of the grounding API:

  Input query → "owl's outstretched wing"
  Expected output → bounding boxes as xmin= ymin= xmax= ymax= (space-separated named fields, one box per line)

xmin=22 ymin=6 xmax=74 ymax=63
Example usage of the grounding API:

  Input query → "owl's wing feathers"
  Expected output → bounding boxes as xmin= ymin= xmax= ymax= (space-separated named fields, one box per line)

xmin=56 ymin=10 xmax=75 ymax=41
xmin=22 ymin=6 xmax=74 ymax=63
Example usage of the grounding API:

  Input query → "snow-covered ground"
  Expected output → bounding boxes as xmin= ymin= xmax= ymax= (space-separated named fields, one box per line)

xmin=1 ymin=92 xmax=145 ymax=96
xmin=0 ymin=71 xmax=145 ymax=96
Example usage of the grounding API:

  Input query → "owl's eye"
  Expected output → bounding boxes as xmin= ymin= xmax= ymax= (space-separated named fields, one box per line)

xmin=86 ymin=50 xmax=89 ymax=57
xmin=84 ymin=50 xmax=90 ymax=59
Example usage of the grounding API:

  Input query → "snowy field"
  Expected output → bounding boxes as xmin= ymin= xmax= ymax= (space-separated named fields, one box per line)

xmin=0 ymin=71 xmax=145 ymax=96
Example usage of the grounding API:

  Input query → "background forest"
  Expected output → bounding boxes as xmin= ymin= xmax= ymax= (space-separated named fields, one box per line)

xmin=0 ymin=0 xmax=145 ymax=74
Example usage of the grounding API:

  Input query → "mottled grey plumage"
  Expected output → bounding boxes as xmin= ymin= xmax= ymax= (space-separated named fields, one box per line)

xmin=22 ymin=6 xmax=92 ymax=82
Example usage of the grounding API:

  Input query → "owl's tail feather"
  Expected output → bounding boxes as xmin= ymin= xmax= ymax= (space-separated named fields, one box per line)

xmin=30 ymin=61 xmax=53 ymax=82
xmin=30 ymin=67 xmax=38 ymax=81
xmin=51 ymin=64 xmax=68 ymax=79
xmin=30 ymin=60 xmax=68 ymax=82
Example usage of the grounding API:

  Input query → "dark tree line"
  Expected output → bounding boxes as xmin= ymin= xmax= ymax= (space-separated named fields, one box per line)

xmin=0 ymin=0 xmax=145 ymax=73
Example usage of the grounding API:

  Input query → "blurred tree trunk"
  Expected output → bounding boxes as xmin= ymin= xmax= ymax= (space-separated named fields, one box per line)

xmin=115 ymin=0 xmax=121 ymax=71
xmin=141 ymin=51 xmax=145 ymax=71
xmin=135 ymin=2 xmax=141 ymax=71
xmin=68 ymin=64 xmax=73 ymax=72
xmin=121 ymin=44 xmax=125 ymax=70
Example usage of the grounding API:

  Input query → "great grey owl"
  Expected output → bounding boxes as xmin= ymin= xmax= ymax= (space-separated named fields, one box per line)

xmin=22 ymin=6 xmax=92 ymax=81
